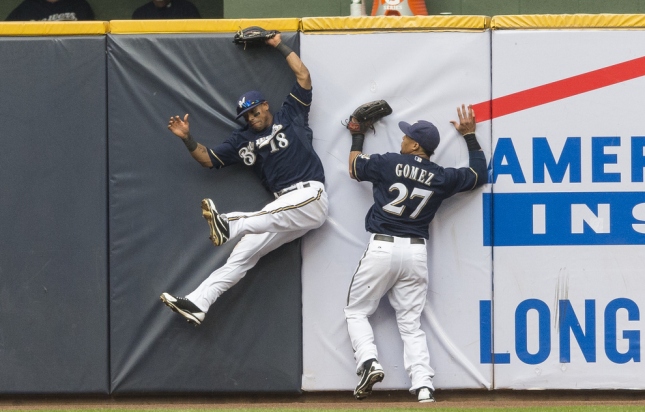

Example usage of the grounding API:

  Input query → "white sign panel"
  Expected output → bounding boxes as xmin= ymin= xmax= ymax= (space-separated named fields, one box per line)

xmin=301 ymin=30 xmax=493 ymax=391
xmin=490 ymin=30 xmax=645 ymax=389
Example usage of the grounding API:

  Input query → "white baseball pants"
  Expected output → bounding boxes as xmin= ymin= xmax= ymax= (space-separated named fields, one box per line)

xmin=344 ymin=233 xmax=435 ymax=393
xmin=187 ymin=181 xmax=328 ymax=312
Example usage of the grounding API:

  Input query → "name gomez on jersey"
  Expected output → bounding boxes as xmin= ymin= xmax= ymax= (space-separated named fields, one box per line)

xmin=353 ymin=151 xmax=487 ymax=239
xmin=206 ymin=83 xmax=325 ymax=194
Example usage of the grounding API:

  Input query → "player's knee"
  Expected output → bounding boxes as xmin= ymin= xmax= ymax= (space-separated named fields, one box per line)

xmin=397 ymin=321 xmax=421 ymax=335
xmin=344 ymin=308 xmax=368 ymax=320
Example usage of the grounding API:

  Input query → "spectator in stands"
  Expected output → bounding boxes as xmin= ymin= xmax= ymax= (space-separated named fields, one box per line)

xmin=6 ymin=0 xmax=94 ymax=21
xmin=132 ymin=0 xmax=201 ymax=19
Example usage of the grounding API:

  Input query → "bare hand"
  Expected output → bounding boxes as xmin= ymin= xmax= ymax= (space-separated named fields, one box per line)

xmin=266 ymin=32 xmax=282 ymax=48
xmin=168 ymin=114 xmax=190 ymax=139
xmin=449 ymin=104 xmax=476 ymax=136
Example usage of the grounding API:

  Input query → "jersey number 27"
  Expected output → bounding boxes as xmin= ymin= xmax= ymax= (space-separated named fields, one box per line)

xmin=383 ymin=183 xmax=433 ymax=219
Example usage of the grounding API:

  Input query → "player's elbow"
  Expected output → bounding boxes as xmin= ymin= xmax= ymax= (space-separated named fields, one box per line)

xmin=468 ymin=167 xmax=487 ymax=190
xmin=480 ymin=169 xmax=489 ymax=185
xmin=348 ymin=162 xmax=359 ymax=180
xmin=476 ymin=163 xmax=489 ymax=186
xmin=296 ymin=66 xmax=312 ymax=89
xmin=298 ymin=61 xmax=310 ymax=78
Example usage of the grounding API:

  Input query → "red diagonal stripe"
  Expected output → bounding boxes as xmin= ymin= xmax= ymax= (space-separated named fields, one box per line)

xmin=472 ymin=55 xmax=645 ymax=122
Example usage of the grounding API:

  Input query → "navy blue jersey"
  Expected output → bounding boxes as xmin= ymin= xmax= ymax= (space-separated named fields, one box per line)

xmin=353 ymin=150 xmax=487 ymax=239
xmin=207 ymin=83 xmax=325 ymax=193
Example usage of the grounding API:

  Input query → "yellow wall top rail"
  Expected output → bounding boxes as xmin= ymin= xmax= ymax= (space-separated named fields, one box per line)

xmin=0 ymin=21 xmax=108 ymax=36
xmin=492 ymin=14 xmax=645 ymax=29
xmin=3 ymin=15 xmax=645 ymax=36
xmin=301 ymin=15 xmax=490 ymax=32
xmin=109 ymin=18 xmax=300 ymax=34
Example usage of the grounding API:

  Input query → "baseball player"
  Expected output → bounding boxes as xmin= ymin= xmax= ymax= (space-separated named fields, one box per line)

xmin=160 ymin=32 xmax=328 ymax=325
xmin=344 ymin=104 xmax=487 ymax=402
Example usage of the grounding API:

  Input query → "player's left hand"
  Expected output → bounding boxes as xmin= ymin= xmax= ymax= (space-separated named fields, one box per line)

xmin=450 ymin=104 xmax=476 ymax=136
xmin=168 ymin=114 xmax=190 ymax=140
xmin=266 ymin=32 xmax=282 ymax=48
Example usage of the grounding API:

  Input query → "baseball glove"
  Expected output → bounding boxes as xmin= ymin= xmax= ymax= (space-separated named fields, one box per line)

xmin=344 ymin=100 xmax=393 ymax=134
xmin=233 ymin=26 xmax=279 ymax=49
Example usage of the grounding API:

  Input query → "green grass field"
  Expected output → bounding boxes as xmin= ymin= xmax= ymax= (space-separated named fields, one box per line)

xmin=10 ymin=407 xmax=645 ymax=412
xmin=107 ymin=408 xmax=643 ymax=412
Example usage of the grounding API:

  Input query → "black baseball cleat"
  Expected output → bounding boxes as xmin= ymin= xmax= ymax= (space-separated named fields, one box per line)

xmin=417 ymin=386 xmax=435 ymax=403
xmin=201 ymin=198 xmax=230 ymax=247
xmin=354 ymin=358 xmax=384 ymax=400
xmin=160 ymin=293 xmax=205 ymax=325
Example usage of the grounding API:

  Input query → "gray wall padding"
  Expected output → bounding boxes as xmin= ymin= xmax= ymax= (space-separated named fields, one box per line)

xmin=0 ymin=37 xmax=108 ymax=394
xmin=107 ymin=33 xmax=304 ymax=393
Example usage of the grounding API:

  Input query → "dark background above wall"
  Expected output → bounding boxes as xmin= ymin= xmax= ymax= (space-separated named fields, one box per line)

xmin=3 ymin=0 xmax=645 ymax=21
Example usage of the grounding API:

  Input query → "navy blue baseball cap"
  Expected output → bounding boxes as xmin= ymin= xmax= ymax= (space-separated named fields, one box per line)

xmin=398 ymin=120 xmax=440 ymax=153
xmin=235 ymin=90 xmax=266 ymax=119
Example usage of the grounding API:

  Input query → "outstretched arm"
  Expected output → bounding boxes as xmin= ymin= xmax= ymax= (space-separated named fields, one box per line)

xmin=266 ymin=33 xmax=311 ymax=90
xmin=347 ymin=116 xmax=365 ymax=180
xmin=348 ymin=150 xmax=361 ymax=180
xmin=450 ymin=104 xmax=487 ymax=186
xmin=167 ymin=114 xmax=213 ymax=168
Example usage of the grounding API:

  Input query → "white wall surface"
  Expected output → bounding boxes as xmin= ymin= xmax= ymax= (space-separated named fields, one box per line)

xmin=301 ymin=30 xmax=493 ymax=391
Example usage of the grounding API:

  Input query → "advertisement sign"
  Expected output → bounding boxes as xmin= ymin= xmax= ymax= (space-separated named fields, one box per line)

xmin=490 ymin=29 xmax=645 ymax=389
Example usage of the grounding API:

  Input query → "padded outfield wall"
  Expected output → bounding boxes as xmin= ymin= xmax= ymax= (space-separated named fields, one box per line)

xmin=488 ymin=14 xmax=645 ymax=389
xmin=298 ymin=16 xmax=493 ymax=391
xmin=0 ymin=15 xmax=644 ymax=394
xmin=106 ymin=19 xmax=306 ymax=394
xmin=0 ymin=22 xmax=109 ymax=394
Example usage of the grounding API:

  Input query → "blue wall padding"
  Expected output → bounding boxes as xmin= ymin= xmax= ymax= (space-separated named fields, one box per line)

xmin=107 ymin=32 xmax=304 ymax=393
xmin=0 ymin=36 xmax=108 ymax=394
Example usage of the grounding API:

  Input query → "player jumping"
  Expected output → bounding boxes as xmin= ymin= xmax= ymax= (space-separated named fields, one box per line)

xmin=160 ymin=31 xmax=328 ymax=325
